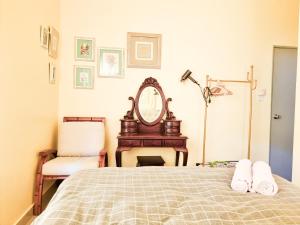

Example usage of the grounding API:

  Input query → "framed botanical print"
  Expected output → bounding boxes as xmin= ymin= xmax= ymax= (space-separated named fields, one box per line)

xmin=74 ymin=65 xmax=94 ymax=89
xmin=97 ymin=47 xmax=124 ymax=78
xmin=127 ymin=32 xmax=161 ymax=69
xmin=49 ymin=62 xmax=56 ymax=84
xmin=48 ymin=27 xmax=59 ymax=58
xmin=75 ymin=37 xmax=95 ymax=61
xmin=40 ymin=25 xmax=49 ymax=49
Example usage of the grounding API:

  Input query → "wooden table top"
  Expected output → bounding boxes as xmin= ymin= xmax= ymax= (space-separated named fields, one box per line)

xmin=118 ymin=133 xmax=188 ymax=140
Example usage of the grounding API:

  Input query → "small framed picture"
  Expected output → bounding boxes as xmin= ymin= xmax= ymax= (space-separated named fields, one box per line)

xmin=40 ymin=26 xmax=49 ymax=49
xmin=49 ymin=62 xmax=56 ymax=84
xmin=97 ymin=47 xmax=124 ymax=78
xmin=74 ymin=65 xmax=94 ymax=89
xmin=48 ymin=27 xmax=59 ymax=58
xmin=127 ymin=32 xmax=161 ymax=69
xmin=75 ymin=37 xmax=95 ymax=61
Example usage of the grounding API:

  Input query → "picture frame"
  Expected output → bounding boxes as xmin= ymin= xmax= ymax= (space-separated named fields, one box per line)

xmin=97 ymin=47 xmax=124 ymax=78
xmin=40 ymin=25 xmax=49 ymax=49
xmin=75 ymin=37 xmax=95 ymax=61
xmin=74 ymin=65 xmax=94 ymax=89
xmin=48 ymin=27 xmax=59 ymax=58
xmin=127 ymin=32 xmax=162 ymax=69
xmin=49 ymin=62 xmax=56 ymax=84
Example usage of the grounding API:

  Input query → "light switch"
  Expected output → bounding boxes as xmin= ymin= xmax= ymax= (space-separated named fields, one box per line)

xmin=257 ymin=88 xmax=266 ymax=101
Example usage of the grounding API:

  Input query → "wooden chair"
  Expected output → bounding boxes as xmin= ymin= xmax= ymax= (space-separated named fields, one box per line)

xmin=33 ymin=117 xmax=108 ymax=215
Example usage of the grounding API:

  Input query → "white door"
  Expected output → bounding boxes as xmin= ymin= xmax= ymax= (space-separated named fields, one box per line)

xmin=270 ymin=47 xmax=297 ymax=181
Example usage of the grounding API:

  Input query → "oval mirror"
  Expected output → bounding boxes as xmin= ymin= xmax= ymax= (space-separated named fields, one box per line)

xmin=135 ymin=77 xmax=166 ymax=126
xmin=138 ymin=87 xmax=163 ymax=123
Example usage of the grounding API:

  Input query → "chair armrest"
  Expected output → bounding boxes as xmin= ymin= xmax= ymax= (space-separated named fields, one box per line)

xmin=35 ymin=149 xmax=57 ymax=178
xmin=99 ymin=148 xmax=108 ymax=167
xmin=39 ymin=149 xmax=57 ymax=158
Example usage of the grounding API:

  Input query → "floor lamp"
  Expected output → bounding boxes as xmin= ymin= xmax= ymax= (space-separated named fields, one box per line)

xmin=180 ymin=70 xmax=212 ymax=166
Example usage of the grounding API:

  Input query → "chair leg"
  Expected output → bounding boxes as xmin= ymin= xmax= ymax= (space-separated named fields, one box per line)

xmin=33 ymin=173 xmax=44 ymax=215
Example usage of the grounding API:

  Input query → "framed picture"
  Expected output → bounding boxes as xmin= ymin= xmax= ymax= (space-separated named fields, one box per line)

xmin=48 ymin=27 xmax=59 ymax=58
xmin=75 ymin=37 xmax=95 ymax=61
xmin=74 ymin=65 xmax=94 ymax=89
xmin=97 ymin=47 xmax=124 ymax=78
xmin=127 ymin=32 xmax=161 ymax=69
xmin=49 ymin=62 xmax=56 ymax=84
xmin=40 ymin=25 xmax=49 ymax=49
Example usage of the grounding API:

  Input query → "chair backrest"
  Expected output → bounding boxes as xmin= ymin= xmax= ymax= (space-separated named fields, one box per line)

xmin=57 ymin=117 xmax=105 ymax=157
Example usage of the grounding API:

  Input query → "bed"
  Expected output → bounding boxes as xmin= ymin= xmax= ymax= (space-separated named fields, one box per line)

xmin=32 ymin=167 xmax=300 ymax=225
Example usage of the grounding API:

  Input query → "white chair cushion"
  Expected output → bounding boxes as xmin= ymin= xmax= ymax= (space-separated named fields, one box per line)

xmin=42 ymin=157 xmax=98 ymax=176
xmin=57 ymin=121 xmax=105 ymax=156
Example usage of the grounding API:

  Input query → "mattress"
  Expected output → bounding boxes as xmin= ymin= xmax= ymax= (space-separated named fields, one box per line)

xmin=32 ymin=167 xmax=300 ymax=225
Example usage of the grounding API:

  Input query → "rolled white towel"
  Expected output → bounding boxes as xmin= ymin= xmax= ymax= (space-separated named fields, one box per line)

xmin=252 ymin=161 xmax=278 ymax=196
xmin=231 ymin=159 xmax=252 ymax=193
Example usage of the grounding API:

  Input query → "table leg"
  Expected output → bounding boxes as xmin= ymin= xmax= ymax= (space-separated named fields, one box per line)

xmin=174 ymin=148 xmax=188 ymax=166
xmin=175 ymin=151 xmax=180 ymax=166
xmin=105 ymin=153 xmax=108 ymax=167
xmin=115 ymin=150 xmax=122 ymax=167
xmin=183 ymin=151 xmax=188 ymax=166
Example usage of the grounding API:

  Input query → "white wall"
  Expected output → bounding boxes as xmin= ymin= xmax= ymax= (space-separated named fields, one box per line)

xmin=0 ymin=0 xmax=60 ymax=224
xmin=293 ymin=7 xmax=300 ymax=187
xmin=59 ymin=0 xmax=298 ymax=167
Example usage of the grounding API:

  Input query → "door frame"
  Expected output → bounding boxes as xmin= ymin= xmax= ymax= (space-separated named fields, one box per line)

xmin=269 ymin=45 xmax=297 ymax=168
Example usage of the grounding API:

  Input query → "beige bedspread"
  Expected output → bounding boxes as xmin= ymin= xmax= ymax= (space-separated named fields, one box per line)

xmin=32 ymin=167 xmax=300 ymax=225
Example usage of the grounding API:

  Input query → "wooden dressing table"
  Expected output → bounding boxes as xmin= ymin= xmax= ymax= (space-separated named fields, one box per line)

xmin=116 ymin=77 xmax=188 ymax=167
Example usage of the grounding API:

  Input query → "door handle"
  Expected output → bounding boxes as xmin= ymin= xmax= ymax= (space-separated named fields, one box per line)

xmin=273 ymin=114 xmax=281 ymax=119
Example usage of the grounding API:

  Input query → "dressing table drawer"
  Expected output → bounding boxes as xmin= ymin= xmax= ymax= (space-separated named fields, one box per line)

xmin=143 ymin=140 xmax=162 ymax=147
xmin=164 ymin=140 xmax=185 ymax=147
xmin=119 ymin=140 xmax=141 ymax=147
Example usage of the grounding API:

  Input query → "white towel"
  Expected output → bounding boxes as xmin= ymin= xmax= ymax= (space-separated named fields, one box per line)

xmin=252 ymin=161 xmax=278 ymax=196
xmin=231 ymin=159 xmax=252 ymax=193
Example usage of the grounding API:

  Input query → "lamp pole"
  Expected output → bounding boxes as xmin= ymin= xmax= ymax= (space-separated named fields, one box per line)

xmin=181 ymin=70 xmax=211 ymax=166
xmin=202 ymin=75 xmax=210 ymax=166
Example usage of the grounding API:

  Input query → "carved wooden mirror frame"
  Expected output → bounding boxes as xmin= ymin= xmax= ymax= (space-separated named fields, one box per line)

xmin=122 ymin=77 xmax=177 ymax=136
xmin=135 ymin=77 xmax=166 ymax=126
